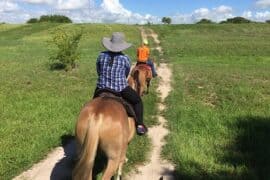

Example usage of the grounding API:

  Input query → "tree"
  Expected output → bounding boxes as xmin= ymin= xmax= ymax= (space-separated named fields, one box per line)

xmin=39 ymin=15 xmax=72 ymax=23
xmin=162 ymin=17 xmax=172 ymax=24
xmin=49 ymin=28 xmax=83 ymax=71
xmin=197 ymin=18 xmax=214 ymax=24
xmin=27 ymin=18 xmax=39 ymax=24
xmin=266 ymin=20 xmax=270 ymax=24
xmin=26 ymin=15 xmax=72 ymax=24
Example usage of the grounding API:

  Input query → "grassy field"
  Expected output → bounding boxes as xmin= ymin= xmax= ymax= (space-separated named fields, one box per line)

xmin=0 ymin=23 xmax=159 ymax=179
xmin=151 ymin=24 xmax=270 ymax=179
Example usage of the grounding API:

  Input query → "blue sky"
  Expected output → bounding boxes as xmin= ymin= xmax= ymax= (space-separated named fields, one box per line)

xmin=0 ymin=0 xmax=270 ymax=23
xmin=117 ymin=0 xmax=254 ymax=16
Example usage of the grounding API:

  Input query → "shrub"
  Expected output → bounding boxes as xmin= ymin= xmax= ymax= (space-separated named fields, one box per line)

xmin=27 ymin=18 xmax=39 ymax=24
xmin=40 ymin=15 xmax=72 ymax=23
xmin=221 ymin=16 xmax=252 ymax=24
xmin=49 ymin=28 xmax=83 ymax=71
xmin=197 ymin=18 xmax=214 ymax=24
xmin=26 ymin=15 xmax=72 ymax=24
xmin=162 ymin=17 xmax=172 ymax=24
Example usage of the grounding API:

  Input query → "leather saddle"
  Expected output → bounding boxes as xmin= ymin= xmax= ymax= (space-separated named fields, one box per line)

xmin=94 ymin=88 xmax=137 ymax=121
xmin=136 ymin=63 xmax=151 ymax=71
xmin=131 ymin=64 xmax=152 ymax=79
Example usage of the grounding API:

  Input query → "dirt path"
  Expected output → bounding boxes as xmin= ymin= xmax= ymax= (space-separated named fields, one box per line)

xmin=13 ymin=139 xmax=75 ymax=180
xmin=125 ymin=28 xmax=175 ymax=180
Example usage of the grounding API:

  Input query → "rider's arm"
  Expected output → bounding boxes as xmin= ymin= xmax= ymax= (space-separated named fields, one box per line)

xmin=136 ymin=48 xmax=140 ymax=60
xmin=125 ymin=56 xmax=131 ymax=78
xmin=146 ymin=47 xmax=150 ymax=59
xmin=96 ymin=54 xmax=101 ymax=75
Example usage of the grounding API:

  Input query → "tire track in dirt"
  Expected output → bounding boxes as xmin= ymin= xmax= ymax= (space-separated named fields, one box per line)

xmin=125 ymin=27 xmax=175 ymax=180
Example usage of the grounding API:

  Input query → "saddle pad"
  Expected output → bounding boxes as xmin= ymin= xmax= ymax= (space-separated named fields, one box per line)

xmin=97 ymin=91 xmax=137 ymax=120
xmin=136 ymin=64 xmax=151 ymax=71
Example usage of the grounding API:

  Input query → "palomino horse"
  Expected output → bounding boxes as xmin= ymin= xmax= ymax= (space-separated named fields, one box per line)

xmin=128 ymin=64 xmax=152 ymax=96
xmin=72 ymin=93 xmax=135 ymax=180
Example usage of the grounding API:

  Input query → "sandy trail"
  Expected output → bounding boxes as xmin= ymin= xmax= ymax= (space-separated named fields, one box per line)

xmin=14 ymin=28 xmax=175 ymax=180
xmin=13 ymin=140 xmax=76 ymax=180
xmin=125 ymin=28 xmax=175 ymax=180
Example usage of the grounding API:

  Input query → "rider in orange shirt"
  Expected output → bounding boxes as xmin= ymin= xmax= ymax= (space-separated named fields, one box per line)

xmin=136 ymin=39 xmax=157 ymax=77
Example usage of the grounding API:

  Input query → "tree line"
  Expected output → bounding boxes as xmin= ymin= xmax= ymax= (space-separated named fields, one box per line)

xmin=161 ymin=16 xmax=270 ymax=24
xmin=27 ymin=15 xmax=72 ymax=23
xmin=25 ymin=14 xmax=270 ymax=25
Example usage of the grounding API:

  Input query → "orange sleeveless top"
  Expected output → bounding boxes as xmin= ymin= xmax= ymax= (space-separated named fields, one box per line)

xmin=137 ymin=45 xmax=150 ymax=63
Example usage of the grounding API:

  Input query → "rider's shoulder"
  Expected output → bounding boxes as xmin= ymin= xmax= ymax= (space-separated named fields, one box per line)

xmin=100 ymin=51 xmax=110 ymax=55
xmin=118 ymin=53 xmax=130 ymax=60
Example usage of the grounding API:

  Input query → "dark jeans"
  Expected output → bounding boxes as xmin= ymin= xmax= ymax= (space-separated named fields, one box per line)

xmin=93 ymin=86 xmax=144 ymax=125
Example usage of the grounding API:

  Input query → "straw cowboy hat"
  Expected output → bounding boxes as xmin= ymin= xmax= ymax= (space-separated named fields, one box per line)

xmin=102 ymin=32 xmax=132 ymax=52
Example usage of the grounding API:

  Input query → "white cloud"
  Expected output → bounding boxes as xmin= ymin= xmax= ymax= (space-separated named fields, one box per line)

xmin=101 ymin=0 xmax=130 ymax=15
xmin=256 ymin=0 xmax=270 ymax=8
xmin=255 ymin=11 xmax=270 ymax=21
xmin=242 ymin=11 xmax=253 ymax=19
xmin=3 ymin=0 xmax=156 ymax=24
xmin=22 ymin=0 xmax=54 ymax=5
xmin=56 ymin=0 xmax=91 ymax=10
xmin=242 ymin=10 xmax=270 ymax=22
xmin=0 ymin=1 xmax=19 ymax=12
xmin=214 ymin=5 xmax=233 ymax=14
xmin=172 ymin=5 xmax=234 ymax=24
xmin=1 ymin=1 xmax=269 ymax=24
xmin=193 ymin=8 xmax=210 ymax=17
xmin=23 ymin=0 xmax=92 ymax=10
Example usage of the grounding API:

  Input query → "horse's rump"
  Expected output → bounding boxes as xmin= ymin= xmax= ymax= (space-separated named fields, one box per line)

xmin=129 ymin=64 xmax=152 ymax=96
xmin=133 ymin=64 xmax=152 ymax=79
xmin=73 ymin=97 xmax=135 ymax=180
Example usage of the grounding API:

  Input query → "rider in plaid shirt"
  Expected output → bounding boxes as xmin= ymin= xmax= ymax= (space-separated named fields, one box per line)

xmin=96 ymin=51 xmax=131 ymax=92
xmin=94 ymin=32 xmax=148 ymax=135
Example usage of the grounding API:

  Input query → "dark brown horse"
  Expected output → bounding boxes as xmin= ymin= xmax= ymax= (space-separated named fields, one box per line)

xmin=72 ymin=94 xmax=135 ymax=180
xmin=128 ymin=64 xmax=152 ymax=96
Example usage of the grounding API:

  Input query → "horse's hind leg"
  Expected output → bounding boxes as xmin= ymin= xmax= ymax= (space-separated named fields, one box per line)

xmin=116 ymin=144 xmax=128 ymax=180
xmin=146 ymin=79 xmax=151 ymax=94
xmin=116 ymin=159 xmax=124 ymax=180
xmin=102 ymin=158 xmax=120 ymax=180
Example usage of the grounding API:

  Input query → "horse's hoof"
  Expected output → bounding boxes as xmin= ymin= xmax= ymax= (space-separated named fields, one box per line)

xmin=116 ymin=175 xmax=122 ymax=180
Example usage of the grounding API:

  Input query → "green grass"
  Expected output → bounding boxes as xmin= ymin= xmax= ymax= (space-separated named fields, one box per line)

xmin=0 ymin=23 xmax=158 ymax=179
xmin=151 ymin=24 xmax=270 ymax=179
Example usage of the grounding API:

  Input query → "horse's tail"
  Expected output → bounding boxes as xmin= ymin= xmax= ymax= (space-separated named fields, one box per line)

xmin=134 ymin=70 xmax=141 ymax=95
xmin=73 ymin=114 xmax=100 ymax=180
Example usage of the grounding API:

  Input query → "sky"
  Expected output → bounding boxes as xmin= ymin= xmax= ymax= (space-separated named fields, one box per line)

xmin=0 ymin=0 xmax=270 ymax=24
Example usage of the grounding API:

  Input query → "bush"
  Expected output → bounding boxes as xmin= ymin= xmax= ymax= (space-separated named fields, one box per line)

xmin=197 ymin=18 xmax=214 ymax=24
xmin=221 ymin=16 xmax=252 ymax=24
xmin=26 ymin=15 xmax=72 ymax=24
xmin=49 ymin=28 xmax=83 ymax=71
xmin=162 ymin=17 xmax=172 ymax=24
xmin=40 ymin=15 xmax=72 ymax=23
xmin=27 ymin=18 xmax=39 ymax=24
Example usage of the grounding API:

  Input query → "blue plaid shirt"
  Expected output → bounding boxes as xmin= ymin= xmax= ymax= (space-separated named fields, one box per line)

xmin=96 ymin=51 xmax=131 ymax=92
